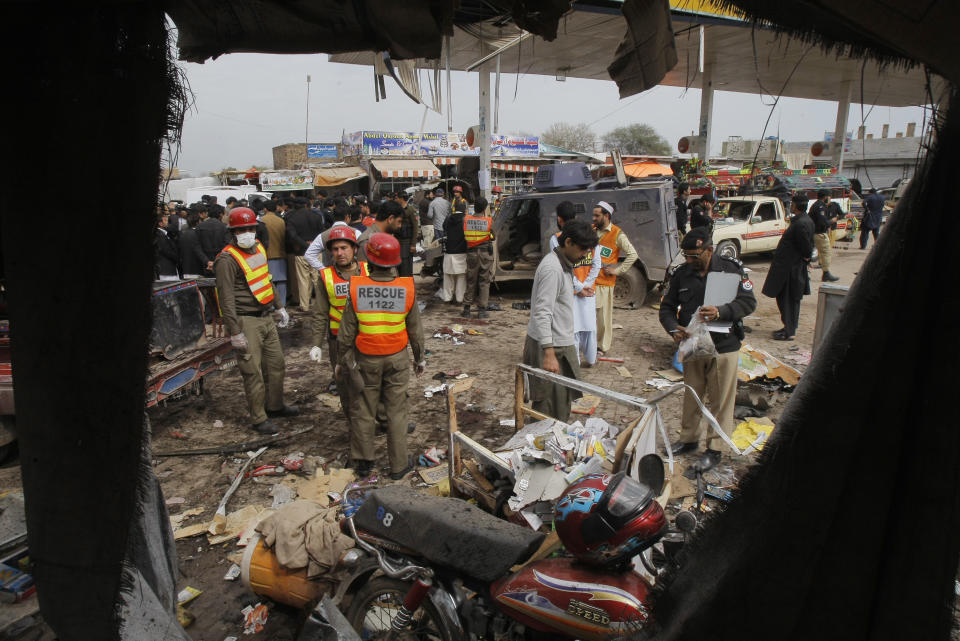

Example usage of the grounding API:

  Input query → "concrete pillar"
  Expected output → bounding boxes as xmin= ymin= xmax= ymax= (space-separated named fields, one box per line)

xmin=882 ymin=124 xmax=889 ymax=138
xmin=832 ymin=80 xmax=852 ymax=173
xmin=478 ymin=44 xmax=492 ymax=201
xmin=906 ymin=122 xmax=916 ymax=137
xmin=857 ymin=125 xmax=866 ymax=139
xmin=697 ymin=44 xmax=714 ymax=161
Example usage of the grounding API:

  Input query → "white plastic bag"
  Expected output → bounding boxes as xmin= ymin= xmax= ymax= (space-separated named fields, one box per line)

xmin=678 ymin=306 xmax=719 ymax=362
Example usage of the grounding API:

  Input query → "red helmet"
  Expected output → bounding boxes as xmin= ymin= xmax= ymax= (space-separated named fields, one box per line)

xmin=227 ymin=207 xmax=257 ymax=229
xmin=365 ymin=232 xmax=401 ymax=267
xmin=492 ymin=186 xmax=503 ymax=194
xmin=325 ymin=225 xmax=358 ymax=250
xmin=452 ymin=185 xmax=463 ymax=193
xmin=554 ymin=472 xmax=666 ymax=567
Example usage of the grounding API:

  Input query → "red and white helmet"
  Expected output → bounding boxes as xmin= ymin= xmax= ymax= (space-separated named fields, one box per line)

xmin=325 ymin=225 xmax=358 ymax=250
xmin=554 ymin=472 xmax=666 ymax=567
xmin=227 ymin=207 xmax=257 ymax=229
xmin=365 ymin=232 xmax=401 ymax=268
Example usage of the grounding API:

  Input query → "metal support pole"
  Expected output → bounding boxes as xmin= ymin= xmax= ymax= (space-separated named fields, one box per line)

xmin=445 ymin=35 xmax=453 ymax=132
xmin=697 ymin=31 xmax=714 ymax=162
xmin=833 ymin=80 xmax=852 ymax=173
xmin=479 ymin=44 xmax=492 ymax=201
xmin=494 ymin=54 xmax=501 ymax=134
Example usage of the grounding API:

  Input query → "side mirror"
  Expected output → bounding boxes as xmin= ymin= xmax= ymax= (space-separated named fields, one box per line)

xmin=751 ymin=216 xmax=762 ymax=224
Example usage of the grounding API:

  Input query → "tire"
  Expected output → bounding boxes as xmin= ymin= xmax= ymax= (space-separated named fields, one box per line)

xmin=614 ymin=266 xmax=649 ymax=307
xmin=715 ymin=239 xmax=739 ymax=261
xmin=345 ymin=576 xmax=455 ymax=641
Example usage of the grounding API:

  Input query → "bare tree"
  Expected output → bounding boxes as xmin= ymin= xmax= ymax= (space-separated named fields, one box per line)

xmin=602 ymin=123 xmax=671 ymax=155
xmin=541 ymin=122 xmax=597 ymax=153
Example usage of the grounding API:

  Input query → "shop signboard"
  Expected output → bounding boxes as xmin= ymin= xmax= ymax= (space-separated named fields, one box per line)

xmin=307 ymin=144 xmax=338 ymax=158
xmin=342 ymin=131 xmax=540 ymax=157
xmin=259 ymin=170 xmax=314 ymax=191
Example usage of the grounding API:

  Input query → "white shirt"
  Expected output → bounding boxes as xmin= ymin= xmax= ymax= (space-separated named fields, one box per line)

xmin=304 ymin=222 xmax=360 ymax=270
xmin=550 ymin=235 xmax=601 ymax=332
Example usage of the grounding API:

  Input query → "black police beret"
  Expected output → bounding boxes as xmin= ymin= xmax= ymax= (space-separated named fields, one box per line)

xmin=681 ymin=226 xmax=713 ymax=249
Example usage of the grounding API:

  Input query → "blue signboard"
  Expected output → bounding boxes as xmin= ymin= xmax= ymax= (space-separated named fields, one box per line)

xmin=307 ymin=144 xmax=338 ymax=158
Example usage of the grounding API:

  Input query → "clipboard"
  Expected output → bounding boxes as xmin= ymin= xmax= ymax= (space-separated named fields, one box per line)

xmin=703 ymin=272 xmax=740 ymax=332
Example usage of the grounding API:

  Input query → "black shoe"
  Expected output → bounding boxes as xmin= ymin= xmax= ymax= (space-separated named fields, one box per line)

xmin=478 ymin=310 xmax=490 ymax=319
xmin=773 ymin=332 xmax=794 ymax=341
xmin=461 ymin=305 xmax=471 ymax=318
xmin=251 ymin=419 xmax=277 ymax=434
xmin=326 ymin=380 xmax=338 ymax=395
xmin=376 ymin=422 xmax=388 ymax=436
xmin=351 ymin=459 xmax=374 ymax=477
xmin=389 ymin=456 xmax=415 ymax=481
xmin=407 ymin=422 xmax=416 ymax=435
xmin=822 ymin=272 xmax=840 ymax=282
xmin=485 ymin=303 xmax=503 ymax=311
xmin=693 ymin=449 xmax=722 ymax=473
xmin=670 ymin=441 xmax=698 ymax=456
xmin=266 ymin=405 xmax=300 ymax=418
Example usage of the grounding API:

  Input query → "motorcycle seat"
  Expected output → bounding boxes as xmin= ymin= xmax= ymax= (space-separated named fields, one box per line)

xmin=354 ymin=485 xmax=545 ymax=583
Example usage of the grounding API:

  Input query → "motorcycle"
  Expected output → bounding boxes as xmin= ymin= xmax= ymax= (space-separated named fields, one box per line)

xmin=331 ymin=454 xmax=681 ymax=641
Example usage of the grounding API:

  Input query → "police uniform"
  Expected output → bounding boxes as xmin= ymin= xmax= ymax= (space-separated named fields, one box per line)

xmin=337 ymin=268 xmax=425 ymax=475
xmin=658 ymin=234 xmax=757 ymax=454
xmin=397 ymin=203 xmax=421 ymax=277
xmin=312 ymin=260 xmax=369 ymax=420
xmin=462 ymin=209 xmax=495 ymax=312
xmin=215 ymin=240 xmax=289 ymax=427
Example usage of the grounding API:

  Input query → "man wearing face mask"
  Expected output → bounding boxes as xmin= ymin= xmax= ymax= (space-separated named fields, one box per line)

xmin=215 ymin=208 xmax=298 ymax=434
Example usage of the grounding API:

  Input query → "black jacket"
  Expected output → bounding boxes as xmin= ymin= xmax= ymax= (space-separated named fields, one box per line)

xmin=178 ymin=227 xmax=208 ymax=276
xmin=659 ymin=254 xmax=757 ymax=354
xmin=285 ymin=207 xmax=325 ymax=255
xmin=443 ymin=212 xmax=467 ymax=254
xmin=762 ymin=213 xmax=815 ymax=299
xmin=689 ymin=204 xmax=713 ymax=231
xmin=196 ymin=218 xmax=231 ymax=262
xmin=154 ymin=229 xmax=179 ymax=278
xmin=675 ymin=197 xmax=689 ymax=232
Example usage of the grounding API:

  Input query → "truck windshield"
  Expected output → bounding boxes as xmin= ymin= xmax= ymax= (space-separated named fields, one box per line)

xmin=714 ymin=201 xmax=755 ymax=222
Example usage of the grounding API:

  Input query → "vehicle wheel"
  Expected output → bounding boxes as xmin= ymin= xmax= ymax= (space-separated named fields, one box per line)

xmin=715 ymin=239 xmax=739 ymax=261
xmin=345 ymin=576 xmax=455 ymax=641
xmin=614 ymin=267 xmax=649 ymax=307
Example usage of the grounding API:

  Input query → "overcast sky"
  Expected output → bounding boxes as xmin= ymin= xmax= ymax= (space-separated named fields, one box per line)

xmin=175 ymin=53 xmax=928 ymax=175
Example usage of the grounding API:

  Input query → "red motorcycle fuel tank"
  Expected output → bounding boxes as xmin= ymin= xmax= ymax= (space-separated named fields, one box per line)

xmin=491 ymin=557 xmax=652 ymax=641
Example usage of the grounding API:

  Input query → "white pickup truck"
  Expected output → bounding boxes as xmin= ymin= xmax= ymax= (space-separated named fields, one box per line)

xmin=710 ymin=196 xmax=789 ymax=260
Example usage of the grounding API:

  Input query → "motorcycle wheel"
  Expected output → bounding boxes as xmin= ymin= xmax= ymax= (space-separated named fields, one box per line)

xmin=345 ymin=577 xmax=454 ymax=641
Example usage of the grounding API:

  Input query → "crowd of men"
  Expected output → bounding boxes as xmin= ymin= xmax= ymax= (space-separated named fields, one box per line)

xmin=155 ymin=185 xmax=497 ymax=480
xmin=155 ymin=180 xmax=884 ymax=480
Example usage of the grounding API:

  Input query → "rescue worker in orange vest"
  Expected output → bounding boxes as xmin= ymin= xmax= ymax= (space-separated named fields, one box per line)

xmin=451 ymin=184 xmax=468 ymax=212
xmin=215 ymin=208 xmax=299 ymax=434
xmin=462 ymin=196 xmax=497 ymax=319
xmin=337 ymin=233 xmax=425 ymax=479
xmin=592 ymin=201 xmax=638 ymax=354
xmin=309 ymin=226 xmax=369 ymax=405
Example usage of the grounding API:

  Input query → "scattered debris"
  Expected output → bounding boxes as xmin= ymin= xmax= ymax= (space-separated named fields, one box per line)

xmin=177 ymin=586 xmax=202 ymax=606
xmin=249 ymin=465 xmax=285 ymax=478
xmin=208 ymin=505 xmax=274 ymax=546
xmin=612 ymin=324 xmax=624 ymax=330
xmin=731 ymin=417 xmax=775 ymax=451
xmin=597 ymin=356 xmax=625 ymax=363
xmin=165 ymin=496 xmax=186 ymax=506
xmin=269 ymin=484 xmax=297 ymax=509
xmin=644 ymin=378 xmax=675 ymax=390
xmin=738 ymin=345 xmax=801 ymax=387
xmin=177 ymin=605 xmax=194 ymax=628
xmin=154 ymin=426 xmax=316 ymax=457
xmin=466 ymin=329 xmax=483 ymax=336
xmin=170 ymin=430 xmax=188 ymax=440
xmin=241 ymin=603 xmax=269 ymax=635
xmin=782 ymin=350 xmax=812 ymax=366
xmin=280 ymin=452 xmax=305 ymax=472
xmin=419 ymin=447 xmax=446 ymax=467
xmin=223 ymin=564 xmax=241 ymax=581
xmin=654 ymin=369 xmax=684 ymax=382
xmin=615 ymin=365 xmax=633 ymax=378
xmin=210 ymin=447 xmax=268 ymax=535
xmin=213 ymin=420 xmax=224 ymax=429
xmin=316 ymin=393 xmax=341 ymax=410
xmin=511 ymin=301 xmax=530 ymax=310
xmin=639 ymin=345 xmax=656 ymax=353
xmin=295 ymin=468 xmax=356 ymax=506
xmin=570 ymin=394 xmax=601 ymax=415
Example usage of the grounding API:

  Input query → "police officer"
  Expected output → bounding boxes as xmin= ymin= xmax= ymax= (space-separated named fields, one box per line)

xmin=462 ymin=196 xmax=496 ymax=319
xmin=393 ymin=191 xmax=420 ymax=278
xmin=309 ymin=225 xmax=369 ymax=407
xmin=215 ymin=208 xmax=298 ymax=433
xmin=658 ymin=226 xmax=757 ymax=472
xmin=337 ymin=233 xmax=426 ymax=479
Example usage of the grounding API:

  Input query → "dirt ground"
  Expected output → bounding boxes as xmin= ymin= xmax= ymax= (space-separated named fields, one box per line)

xmin=3 ymin=240 xmax=876 ymax=639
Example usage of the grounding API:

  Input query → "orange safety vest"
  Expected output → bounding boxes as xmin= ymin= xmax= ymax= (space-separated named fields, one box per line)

xmin=463 ymin=214 xmax=493 ymax=248
xmin=594 ymin=224 xmax=621 ymax=287
xmin=321 ymin=262 xmax=370 ymax=336
xmin=556 ymin=231 xmax=595 ymax=283
xmin=349 ymin=275 xmax=415 ymax=355
xmin=221 ymin=242 xmax=274 ymax=305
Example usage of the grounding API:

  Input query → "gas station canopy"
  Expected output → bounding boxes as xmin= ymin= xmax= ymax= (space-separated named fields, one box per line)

xmin=329 ymin=1 xmax=942 ymax=108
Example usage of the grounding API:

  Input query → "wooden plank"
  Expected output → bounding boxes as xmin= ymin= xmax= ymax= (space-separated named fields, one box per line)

xmin=521 ymin=406 xmax=552 ymax=422
xmin=448 ymin=377 xmax=462 ymax=496
xmin=612 ymin=414 xmax=644 ymax=472
xmin=451 ymin=477 xmax=498 ymax=512
xmin=463 ymin=459 xmax=496 ymax=493
xmin=514 ymin=366 xmax=525 ymax=431
xmin=452 ymin=432 xmax=514 ymax=478
xmin=510 ymin=530 xmax=562 ymax=571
